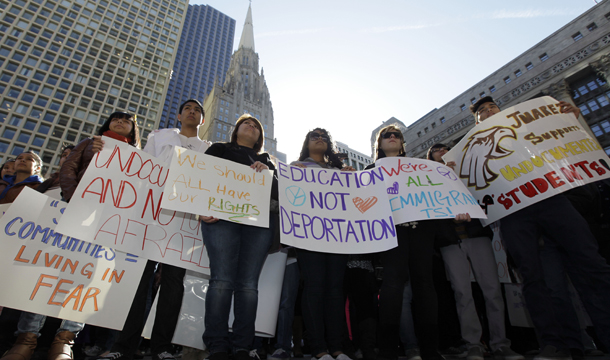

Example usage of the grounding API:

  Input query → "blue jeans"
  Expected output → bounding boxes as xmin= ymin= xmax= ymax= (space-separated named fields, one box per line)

xmin=275 ymin=261 xmax=300 ymax=352
xmin=202 ymin=219 xmax=274 ymax=354
xmin=399 ymin=282 xmax=418 ymax=350
xmin=17 ymin=311 xmax=84 ymax=336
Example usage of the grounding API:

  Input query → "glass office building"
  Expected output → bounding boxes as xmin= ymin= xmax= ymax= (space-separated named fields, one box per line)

xmin=159 ymin=4 xmax=234 ymax=129
xmin=0 ymin=0 xmax=187 ymax=175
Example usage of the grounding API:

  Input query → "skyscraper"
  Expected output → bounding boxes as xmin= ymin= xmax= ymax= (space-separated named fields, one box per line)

xmin=198 ymin=4 xmax=277 ymax=157
xmin=0 ymin=0 xmax=186 ymax=175
xmin=159 ymin=4 xmax=235 ymax=129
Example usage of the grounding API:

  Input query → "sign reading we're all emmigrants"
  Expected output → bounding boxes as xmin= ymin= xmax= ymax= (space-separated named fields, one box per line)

xmin=443 ymin=96 xmax=610 ymax=225
xmin=161 ymin=147 xmax=273 ymax=228
xmin=55 ymin=137 xmax=210 ymax=274
xmin=0 ymin=188 xmax=145 ymax=329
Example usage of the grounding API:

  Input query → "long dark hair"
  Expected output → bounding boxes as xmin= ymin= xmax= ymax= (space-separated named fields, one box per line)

xmin=98 ymin=111 xmax=141 ymax=148
xmin=230 ymin=114 xmax=265 ymax=154
xmin=298 ymin=128 xmax=343 ymax=169
xmin=374 ymin=125 xmax=406 ymax=161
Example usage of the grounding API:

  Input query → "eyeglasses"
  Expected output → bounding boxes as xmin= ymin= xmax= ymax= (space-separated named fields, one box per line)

xmin=381 ymin=131 xmax=402 ymax=139
xmin=111 ymin=117 xmax=133 ymax=124
xmin=309 ymin=132 xmax=329 ymax=142
xmin=431 ymin=147 xmax=450 ymax=153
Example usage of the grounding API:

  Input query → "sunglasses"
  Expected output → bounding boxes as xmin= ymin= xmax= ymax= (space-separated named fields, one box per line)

xmin=381 ymin=131 xmax=402 ymax=139
xmin=309 ymin=132 xmax=329 ymax=142
xmin=431 ymin=147 xmax=450 ymax=153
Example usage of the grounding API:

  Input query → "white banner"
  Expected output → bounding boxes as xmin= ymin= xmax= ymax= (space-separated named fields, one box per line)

xmin=142 ymin=252 xmax=287 ymax=349
xmin=55 ymin=137 xmax=210 ymax=274
xmin=278 ymin=162 xmax=397 ymax=254
xmin=374 ymin=157 xmax=486 ymax=223
xmin=0 ymin=188 xmax=145 ymax=329
xmin=161 ymin=147 xmax=272 ymax=228
xmin=443 ymin=96 xmax=610 ymax=225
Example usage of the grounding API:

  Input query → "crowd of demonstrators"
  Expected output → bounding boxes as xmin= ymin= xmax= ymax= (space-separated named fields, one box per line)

xmin=2 ymin=94 xmax=610 ymax=360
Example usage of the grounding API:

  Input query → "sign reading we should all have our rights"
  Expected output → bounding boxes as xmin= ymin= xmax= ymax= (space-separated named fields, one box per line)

xmin=161 ymin=147 xmax=273 ymax=228
xmin=0 ymin=188 xmax=145 ymax=329
xmin=277 ymin=159 xmax=485 ymax=254
xmin=443 ymin=96 xmax=610 ymax=225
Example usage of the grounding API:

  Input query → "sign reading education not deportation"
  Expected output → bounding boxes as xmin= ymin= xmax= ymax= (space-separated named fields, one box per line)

xmin=0 ymin=188 xmax=145 ymax=329
xmin=443 ymin=96 xmax=610 ymax=225
xmin=374 ymin=157 xmax=486 ymax=223
xmin=278 ymin=162 xmax=397 ymax=254
xmin=161 ymin=147 xmax=273 ymax=228
xmin=55 ymin=137 xmax=210 ymax=274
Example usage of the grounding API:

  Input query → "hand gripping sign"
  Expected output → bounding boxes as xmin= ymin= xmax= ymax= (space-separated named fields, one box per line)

xmin=0 ymin=188 xmax=145 ymax=329
xmin=443 ymin=96 xmax=610 ymax=225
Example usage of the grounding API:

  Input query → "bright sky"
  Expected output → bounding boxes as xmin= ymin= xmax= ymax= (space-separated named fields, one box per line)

xmin=191 ymin=0 xmax=596 ymax=161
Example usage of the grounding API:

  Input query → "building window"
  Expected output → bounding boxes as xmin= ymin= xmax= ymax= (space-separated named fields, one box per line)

xmin=460 ymin=104 xmax=467 ymax=111
xmin=489 ymin=85 xmax=496 ymax=93
xmin=417 ymin=131 xmax=421 ymax=137
xmin=572 ymin=32 xmax=583 ymax=42
xmin=539 ymin=53 xmax=549 ymax=62
xmin=216 ymin=132 xmax=221 ymax=138
xmin=431 ymin=122 xmax=436 ymax=128
xmin=606 ymin=12 xmax=610 ymax=21
xmin=479 ymin=92 xmax=486 ymax=98
xmin=514 ymin=69 xmax=522 ymax=77
xmin=526 ymin=62 xmax=533 ymax=70
xmin=470 ymin=97 xmax=476 ymax=105
xmin=588 ymin=100 xmax=600 ymax=112
xmin=504 ymin=77 xmax=511 ymax=84
xmin=597 ymin=95 xmax=609 ymax=107
xmin=587 ymin=22 xmax=597 ymax=32
xmin=578 ymin=104 xmax=590 ymax=116
xmin=440 ymin=117 xmax=446 ymax=123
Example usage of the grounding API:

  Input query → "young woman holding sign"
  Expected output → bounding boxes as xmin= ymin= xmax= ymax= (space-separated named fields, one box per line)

xmin=60 ymin=111 xmax=140 ymax=202
xmin=367 ymin=126 xmax=468 ymax=360
xmin=290 ymin=128 xmax=355 ymax=360
xmin=199 ymin=114 xmax=277 ymax=360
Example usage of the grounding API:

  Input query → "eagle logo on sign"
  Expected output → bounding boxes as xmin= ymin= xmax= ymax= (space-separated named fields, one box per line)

xmin=460 ymin=126 xmax=517 ymax=190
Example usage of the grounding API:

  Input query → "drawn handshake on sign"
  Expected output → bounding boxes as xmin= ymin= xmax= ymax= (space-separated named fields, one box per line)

xmin=387 ymin=182 xmax=399 ymax=195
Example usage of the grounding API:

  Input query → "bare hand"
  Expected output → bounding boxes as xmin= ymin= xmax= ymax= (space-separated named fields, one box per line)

xmin=92 ymin=136 xmax=105 ymax=153
xmin=200 ymin=215 xmax=219 ymax=224
xmin=445 ymin=161 xmax=456 ymax=170
xmin=558 ymin=101 xmax=581 ymax=118
xmin=293 ymin=163 xmax=307 ymax=168
xmin=455 ymin=213 xmax=471 ymax=222
xmin=341 ymin=166 xmax=356 ymax=172
xmin=250 ymin=161 xmax=269 ymax=172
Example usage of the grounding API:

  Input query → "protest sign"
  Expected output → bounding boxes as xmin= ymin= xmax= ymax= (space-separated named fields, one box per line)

xmin=374 ymin=157 xmax=486 ymax=223
xmin=443 ymin=96 xmax=610 ymax=225
xmin=0 ymin=188 xmax=145 ymax=329
xmin=142 ymin=252 xmax=287 ymax=349
xmin=278 ymin=162 xmax=397 ymax=254
xmin=161 ymin=147 xmax=272 ymax=228
xmin=0 ymin=204 xmax=11 ymax=217
xmin=55 ymin=137 xmax=210 ymax=274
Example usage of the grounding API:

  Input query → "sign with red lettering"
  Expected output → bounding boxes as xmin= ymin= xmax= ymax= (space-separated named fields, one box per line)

xmin=278 ymin=162 xmax=397 ymax=253
xmin=443 ymin=96 xmax=610 ymax=225
xmin=55 ymin=137 xmax=210 ymax=274
xmin=161 ymin=148 xmax=273 ymax=228
xmin=0 ymin=188 xmax=145 ymax=329
xmin=374 ymin=157 xmax=486 ymax=223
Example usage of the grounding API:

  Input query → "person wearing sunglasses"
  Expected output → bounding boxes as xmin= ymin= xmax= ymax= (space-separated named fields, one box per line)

xmin=290 ymin=128 xmax=354 ymax=360
xmin=367 ymin=126 xmax=469 ymax=360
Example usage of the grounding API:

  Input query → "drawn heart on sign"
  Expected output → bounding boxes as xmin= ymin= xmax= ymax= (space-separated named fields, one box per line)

xmin=352 ymin=196 xmax=378 ymax=213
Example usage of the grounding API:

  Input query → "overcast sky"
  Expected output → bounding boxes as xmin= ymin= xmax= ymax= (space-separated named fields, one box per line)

xmin=190 ymin=0 xmax=597 ymax=161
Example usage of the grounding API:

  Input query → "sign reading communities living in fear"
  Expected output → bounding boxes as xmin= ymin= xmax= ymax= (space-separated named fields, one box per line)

xmin=161 ymin=147 xmax=273 ymax=228
xmin=443 ymin=96 xmax=610 ymax=225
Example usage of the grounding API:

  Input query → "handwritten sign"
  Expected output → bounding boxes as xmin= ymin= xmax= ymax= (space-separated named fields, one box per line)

xmin=161 ymin=148 xmax=273 ymax=227
xmin=278 ymin=163 xmax=397 ymax=254
xmin=0 ymin=188 xmax=145 ymax=329
xmin=55 ymin=137 xmax=210 ymax=274
xmin=443 ymin=96 xmax=610 ymax=225
xmin=142 ymin=252 xmax=288 ymax=349
xmin=374 ymin=157 xmax=486 ymax=223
